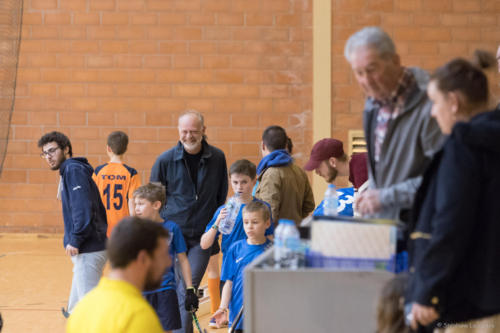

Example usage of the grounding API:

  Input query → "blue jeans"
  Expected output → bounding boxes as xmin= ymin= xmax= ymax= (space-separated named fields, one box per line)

xmin=67 ymin=250 xmax=107 ymax=313
xmin=174 ymin=236 xmax=211 ymax=333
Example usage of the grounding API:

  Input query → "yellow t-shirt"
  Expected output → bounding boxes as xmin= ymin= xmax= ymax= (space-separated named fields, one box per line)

xmin=92 ymin=162 xmax=141 ymax=236
xmin=67 ymin=277 xmax=163 ymax=333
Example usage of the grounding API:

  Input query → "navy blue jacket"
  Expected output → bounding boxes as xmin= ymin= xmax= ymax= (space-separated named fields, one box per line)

xmin=150 ymin=140 xmax=228 ymax=238
xmin=59 ymin=158 xmax=107 ymax=253
xmin=408 ymin=108 xmax=500 ymax=324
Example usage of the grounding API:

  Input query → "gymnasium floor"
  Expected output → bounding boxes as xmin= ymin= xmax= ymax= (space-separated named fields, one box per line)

xmin=0 ymin=233 xmax=223 ymax=333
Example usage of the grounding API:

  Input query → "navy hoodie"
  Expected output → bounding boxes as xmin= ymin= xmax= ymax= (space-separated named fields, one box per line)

xmin=59 ymin=157 xmax=107 ymax=253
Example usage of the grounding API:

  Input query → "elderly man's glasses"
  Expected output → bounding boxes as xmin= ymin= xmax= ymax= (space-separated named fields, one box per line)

xmin=40 ymin=147 xmax=60 ymax=158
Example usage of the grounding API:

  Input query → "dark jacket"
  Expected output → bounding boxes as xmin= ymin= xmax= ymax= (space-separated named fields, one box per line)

xmin=150 ymin=140 xmax=228 ymax=238
xmin=408 ymin=108 xmax=500 ymax=324
xmin=59 ymin=158 xmax=107 ymax=253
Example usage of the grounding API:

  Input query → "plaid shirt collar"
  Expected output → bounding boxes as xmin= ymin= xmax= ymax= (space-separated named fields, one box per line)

xmin=370 ymin=67 xmax=416 ymax=109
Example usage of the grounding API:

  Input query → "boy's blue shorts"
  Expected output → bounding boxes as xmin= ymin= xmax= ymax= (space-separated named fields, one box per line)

xmin=145 ymin=288 xmax=181 ymax=331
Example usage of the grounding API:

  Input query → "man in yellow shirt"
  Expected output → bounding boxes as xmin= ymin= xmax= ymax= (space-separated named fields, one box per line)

xmin=67 ymin=217 xmax=171 ymax=333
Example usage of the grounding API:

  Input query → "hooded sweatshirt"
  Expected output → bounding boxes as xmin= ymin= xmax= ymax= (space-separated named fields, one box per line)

xmin=408 ymin=107 xmax=500 ymax=324
xmin=255 ymin=149 xmax=315 ymax=224
xmin=59 ymin=157 xmax=107 ymax=253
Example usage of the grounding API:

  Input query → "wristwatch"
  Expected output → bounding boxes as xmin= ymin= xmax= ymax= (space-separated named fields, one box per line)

xmin=211 ymin=224 xmax=218 ymax=231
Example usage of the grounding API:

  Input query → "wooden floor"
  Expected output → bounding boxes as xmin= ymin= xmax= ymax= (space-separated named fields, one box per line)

xmin=0 ymin=233 xmax=226 ymax=333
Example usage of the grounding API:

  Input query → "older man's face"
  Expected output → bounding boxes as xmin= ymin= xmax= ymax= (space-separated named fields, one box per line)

xmin=349 ymin=46 xmax=402 ymax=101
xmin=178 ymin=114 xmax=205 ymax=154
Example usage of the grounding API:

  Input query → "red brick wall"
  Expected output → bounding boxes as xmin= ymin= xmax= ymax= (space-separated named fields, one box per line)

xmin=331 ymin=0 xmax=500 ymax=144
xmin=3 ymin=0 xmax=499 ymax=232
xmin=0 ymin=0 xmax=313 ymax=232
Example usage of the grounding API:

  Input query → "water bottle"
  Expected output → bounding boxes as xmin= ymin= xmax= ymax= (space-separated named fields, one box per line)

xmin=274 ymin=219 xmax=300 ymax=269
xmin=323 ymin=184 xmax=338 ymax=216
xmin=218 ymin=193 xmax=241 ymax=235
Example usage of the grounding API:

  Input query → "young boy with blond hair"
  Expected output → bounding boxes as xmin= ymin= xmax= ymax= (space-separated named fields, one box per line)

xmin=211 ymin=200 xmax=273 ymax=332
xmin=133 ymin=183 xmax=198 ymax=333
xmin=93 ymin=131 xmax=141 ymax=236
xmin=200 ymin=159 xmax=273 ymax=327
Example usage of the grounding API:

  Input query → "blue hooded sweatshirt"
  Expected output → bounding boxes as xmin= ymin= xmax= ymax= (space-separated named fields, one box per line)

xmin=256 ymin=149 xmax=293 ymax=176
xmin=59 ymin=157 xmax=107 ymax=253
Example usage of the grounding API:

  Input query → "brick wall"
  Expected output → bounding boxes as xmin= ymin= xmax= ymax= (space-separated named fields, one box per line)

xmin=331 ymin=0 xmax=500 ymax=144
xmin=0 ymin=0 xmax=313 ymax=232
xmin=2 ymin=0 xmax=499 ymax=232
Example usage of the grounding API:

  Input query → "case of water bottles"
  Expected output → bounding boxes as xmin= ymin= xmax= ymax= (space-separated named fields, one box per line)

xmin=306 ymin=215 xmax=407 ymax=273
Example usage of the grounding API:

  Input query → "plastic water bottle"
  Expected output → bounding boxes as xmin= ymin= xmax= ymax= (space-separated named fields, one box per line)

xmin=218 ymin=193 xmax=241 ymax=235
xmin=274 ymin=219 xmax=301 ymax=269
xmin=323 ymin=184 xmax=338 ymax=216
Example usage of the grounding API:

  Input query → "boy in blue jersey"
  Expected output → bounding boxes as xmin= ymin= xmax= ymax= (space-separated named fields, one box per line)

xmin=200 ymin=160 xmax=273 ymax=326
xmin=211 ymin=200 xmax=272 ymax=331
xmin=133 ymin=183 xmax=198 ymax=333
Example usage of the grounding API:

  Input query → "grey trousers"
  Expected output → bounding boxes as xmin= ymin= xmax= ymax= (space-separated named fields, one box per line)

xmin=67 ymin=250 xmax=107 ymax=313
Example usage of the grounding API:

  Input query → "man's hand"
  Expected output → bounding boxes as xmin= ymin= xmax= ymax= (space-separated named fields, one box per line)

xmin=356 ymin=189 xmax=382 ymax=215
xmin=410 ymin=303 xmax=439 ymax=330
xmin=211 ymin=308 xmax=229 ymax=328
xmin=185 ymin=287 xmax=199 ymax=312
xmin=65 ymin=244 xmax=79 ymax=256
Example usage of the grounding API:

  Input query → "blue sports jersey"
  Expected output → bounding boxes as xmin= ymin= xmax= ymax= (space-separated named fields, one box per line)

xmin=143 ymin=220 xmax=187 ymax=294
xmin=205 ymin=197 xmax=274 ymax=255
xmin=221 ymin=239 xmax=272 ymax=330
xmin=313 ymin=187 xmax=355 ymax=217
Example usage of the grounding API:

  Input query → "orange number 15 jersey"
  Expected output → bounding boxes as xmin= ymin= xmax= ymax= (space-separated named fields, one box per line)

xmin=93 ymin=163 xmax=141 ymax=236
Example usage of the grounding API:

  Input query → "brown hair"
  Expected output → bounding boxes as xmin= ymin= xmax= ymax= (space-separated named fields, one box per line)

xmin=38 ymin=131 xmax=73 ymax=157
xmin=376 ymin=274 xmax=410 ymax=333
xmin=107 ymin=131 xmax=129 ymax=155
xmin=133 ymin=182 xmax=166 ymax=207
xmin=107 ymin=216 xmax=169 ymax=269
xmin=431 ymin=50 xmax=495 ymax=112
xmin=243 ymin=200 xmax=270 ymax=222
xmin=262 ymin=125 xmax=288 ymax=151
xmin=229 ymin=159 xmax=257 ymax=179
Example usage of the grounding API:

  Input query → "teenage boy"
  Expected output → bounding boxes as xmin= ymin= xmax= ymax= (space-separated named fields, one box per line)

xmin=211 ymin=201 xmax=273 ymax=332
xmin=38 ymin=131 xmax=107 ymax=317
xmin=133 ymin=183 xmax=199 ymax=333
xmin=200 ymin=159 xmax=274 ymax=327
xmin=93 ymin=131 xmax=141 ymax=236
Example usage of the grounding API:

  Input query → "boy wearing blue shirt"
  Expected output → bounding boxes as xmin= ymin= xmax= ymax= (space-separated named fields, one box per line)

xmin=212 ymin=200 xmax=272 ymax=332
xmin=201 ymin=159 xmax=274 ymax=255
xmin=200 ymin=160 xmax=273 ymax=326
xmin=133 ymin=183 xmax=198 ymax=333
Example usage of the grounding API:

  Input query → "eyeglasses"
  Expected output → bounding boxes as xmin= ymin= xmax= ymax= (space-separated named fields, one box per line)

xmin=40 ymin=147 xmax=60 ymax=158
